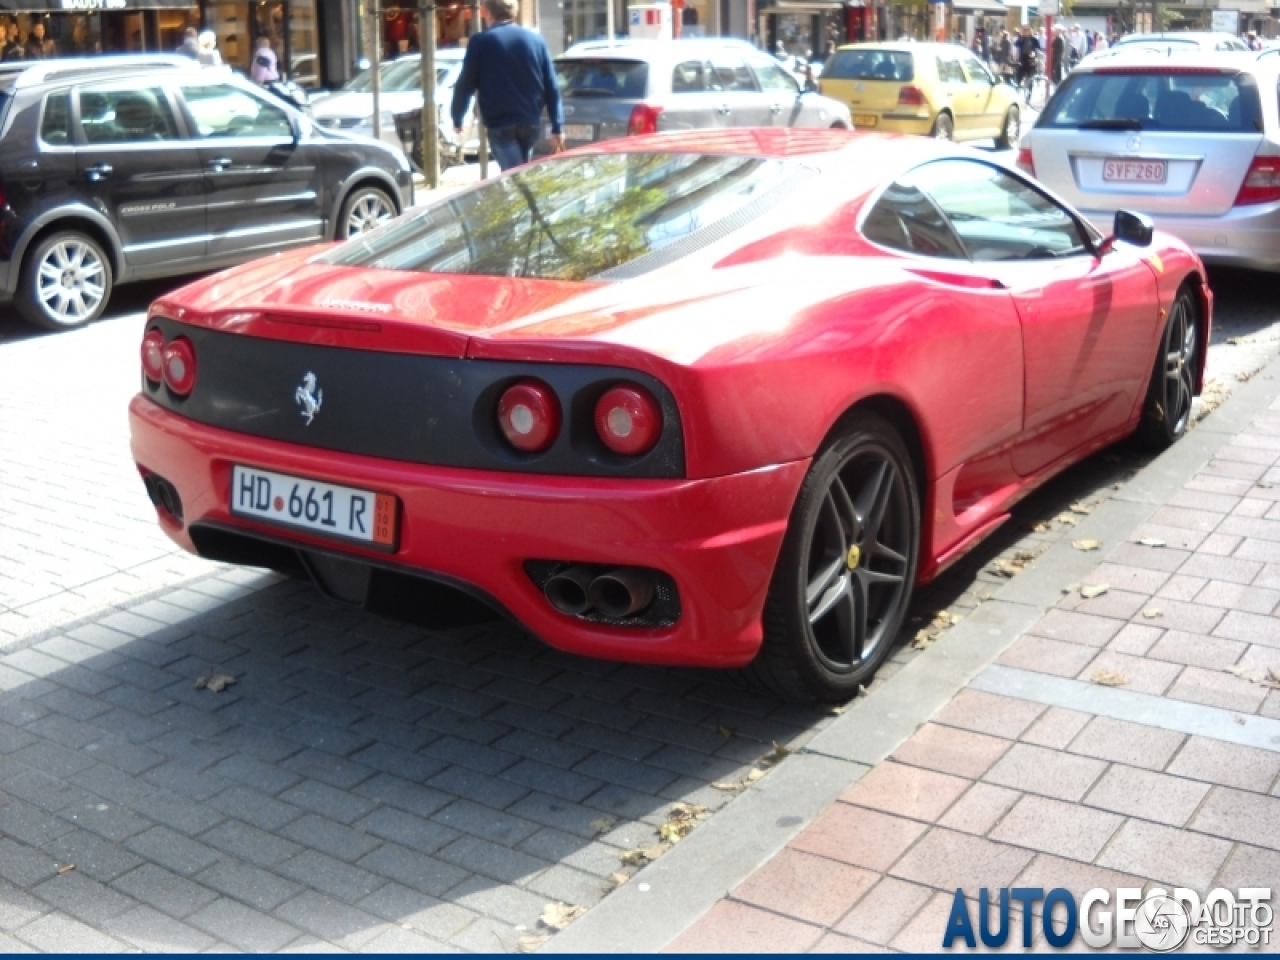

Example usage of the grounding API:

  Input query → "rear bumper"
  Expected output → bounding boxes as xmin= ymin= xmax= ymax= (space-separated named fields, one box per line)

xmin=129 ymin=395 xmax=809 ymax=668
xmin=855 ymin=114 xmax=934 ymax=136
xmin=1079 ymin=200 xmax=1280 ymax=272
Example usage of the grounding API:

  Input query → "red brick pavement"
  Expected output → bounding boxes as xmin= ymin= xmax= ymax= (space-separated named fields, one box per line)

xmin=668 ymin=400 xmax=1280 ymax=953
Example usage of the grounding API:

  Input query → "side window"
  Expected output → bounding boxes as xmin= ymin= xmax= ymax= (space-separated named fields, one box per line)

xmin=709 ymin=54 xmax=758 ymax=92
xmin=41 ymin=91 xmax=71 ymax=146
xmin=672 ymin=60 xmax=707 ymax=93
xmin=907 ymin=160 xmax=1089 ymax=261
xmin=750 ymin=57 xmax=800 ymax=93
xmin=862 ymin=181 xmax=968 ymax=259
xmin=78 ymin=86 xmax=179 ymax=144
xmin=180 ymin=83 xmax=293 ymax=138
xmin=936 ymin=56 xmax=966 ymax=84
xmin=959 ymin=53 xmax=993 ymax=85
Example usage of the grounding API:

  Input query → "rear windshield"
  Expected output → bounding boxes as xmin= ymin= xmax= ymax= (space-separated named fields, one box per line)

xmin=1040 ymin=70 xmax=1263 ymax=132
xmin=555 ymin=59 xmax=649 ymax=98
xmin=823 ymin=49 xmax=913 ymax=82
xmin=344 ymin=58 xmax=455 ymax=93
xmin=321 ymin=152 xmax=798 ymax=282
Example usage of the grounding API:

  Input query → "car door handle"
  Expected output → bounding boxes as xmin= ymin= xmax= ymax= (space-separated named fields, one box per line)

xmin=717 ymin=104 xmax=731 ymax=115
xmin=84 ymin=162 xmax=112 ymax=182
xmin=208 ymin=156 xmax=233 ymax=172
xmin=770 ymin=103 xmax=783 ymax=114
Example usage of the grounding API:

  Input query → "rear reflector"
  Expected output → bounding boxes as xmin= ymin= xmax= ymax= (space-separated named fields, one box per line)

xmin=897 ymin=85 xmax=926 ymax=106
xmin=1016 ymin=148 xmax=1035 ymax=178
xmin=1234 ymin=155 xmax=1280 ymax=206
xmin=627 ymin=103 xmax=664 ymax=136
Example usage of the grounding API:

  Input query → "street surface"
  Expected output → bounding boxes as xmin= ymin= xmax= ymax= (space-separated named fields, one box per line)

xmin=1 ymin=247 xmax=1278 ymax=950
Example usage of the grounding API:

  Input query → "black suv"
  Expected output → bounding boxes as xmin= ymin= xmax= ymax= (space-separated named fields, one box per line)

xmin=0 ymin=59 xmax=413 ymax=330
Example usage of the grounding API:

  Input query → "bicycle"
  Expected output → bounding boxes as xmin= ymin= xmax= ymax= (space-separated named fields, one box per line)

xmin=1020 ymin=52 xmax=1050 ymax=111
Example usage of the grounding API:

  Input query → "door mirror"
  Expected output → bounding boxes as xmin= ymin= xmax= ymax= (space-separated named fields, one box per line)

xmin=1114 ymin=209 xmax=1154 ymax=247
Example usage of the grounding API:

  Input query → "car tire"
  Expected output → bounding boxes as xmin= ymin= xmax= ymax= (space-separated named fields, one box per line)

xmin=931 ymin=111 xmax=954 ymax=140
xmin=1136 ymin=285 xmax=1200 ymax=450
xmin=744 ymin=413 xmax=920 ymax=703
xmin=996 ymin=105 xmax=1020 ymax=148
xmin=338 ymin=185 xmax=397 ymax=240
xmin=15 ymin=230 xmax=113 ymax=331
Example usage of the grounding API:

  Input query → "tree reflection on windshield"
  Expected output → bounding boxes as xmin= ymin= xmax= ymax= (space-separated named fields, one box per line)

xmin=323 ymin=152 xmax=797 ymax=282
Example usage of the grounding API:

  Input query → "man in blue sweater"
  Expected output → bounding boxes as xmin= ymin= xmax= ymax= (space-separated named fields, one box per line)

xmin=451 ymin=0 xmax=564 ymax=170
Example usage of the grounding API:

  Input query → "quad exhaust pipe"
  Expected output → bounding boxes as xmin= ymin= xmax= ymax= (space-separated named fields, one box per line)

xmin=543 ymin=565 xmax=657 ymax=620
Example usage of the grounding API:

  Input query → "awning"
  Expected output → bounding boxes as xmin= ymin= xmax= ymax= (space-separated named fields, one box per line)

xmin=952 ymin=0 xmax=1011 ymax=11
xmin=759 ymin=0 xmax=846 ymax=10
xmin=0 ymin=0 xmax=195 ymax=10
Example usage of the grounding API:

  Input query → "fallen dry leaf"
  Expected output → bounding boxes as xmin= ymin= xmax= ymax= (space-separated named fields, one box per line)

xmin=518 ymin=934 xmax=552 ymax=953
xmin=1137 ymin=538 xmax=1166 ymax=548
xmin=1062 ymin=582 xmax=1080 ymax=595
xmin=1073 ymin=539 xmax=1102 ymax=551
xmin=658 ymin=803 xmax=710 ymax=844
xmin=856 ymin=684 xmax=869 ymax=698
xmin=589 ymin=817 xmax=617 ymax=836
xmin=1092 ymin=670 xmax=1129 ymax=687
xmin=539 ymin=902 xmax=585 ymax=932
xmin=1226 ymin=336 xmax=1247 ymax=345
xmin=206 ymin=674 xmax=237 ymax=693
xmin=619 ymin=843 xmax=669 ymax=866
xmin=1142 ymin=607 xmax=1163 ymax=619
xmin=716 ymin=725 xmax=733 ymax=740
xmin=1031 ymin=521 xmax=1051 ymax=533
xmin=1054 ymin=512 xmax=1080 ymax=526
xmin=911 ymin=629 xmax=937 ymax=651
xmin=56 ymin=864 xmax=75 ymax=875
xmin=746 ymin=768 xmax=766 ymax=783
xmin=1238 ymin=371 xmax=1255 ymax=383
xmin=1235 ymin=715 xmax=1247 ymax=726
xmin=1225 ymin=665 xmax=1280 ymax=689
xmin=609 ymin=871 xmax=630 ymax=888
xmin=1079 ymin=584 xmax=1110 ymax=599
xmin=710 ymin=781 xmax=743 ymax=792
xmin=1069 ymin=503 xmax=1093 ymax=515
xmin=193 ymin=675 xmax=209 ymax=690
xmin=1259 ymin=481 xmax=1275 ymax=490
xmin=757 ymin=743 xmax=791 ymax=769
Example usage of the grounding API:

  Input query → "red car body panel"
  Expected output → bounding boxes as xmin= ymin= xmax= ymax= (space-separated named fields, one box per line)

xmin=130 ymin=129 xmax=1211 ymax=667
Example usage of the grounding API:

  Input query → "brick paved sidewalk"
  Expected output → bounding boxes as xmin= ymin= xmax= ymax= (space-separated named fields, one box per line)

xmin=662 ymin=392 xmax=1280 ymax=952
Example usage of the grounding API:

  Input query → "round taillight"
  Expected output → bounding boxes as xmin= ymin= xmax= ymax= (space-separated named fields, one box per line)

xmin=141 ymin=329 xmax=165 ymax=383
xmin=594 ymin=385 xmax=661 ymax=456
xmin=498 ymin=380 xmax=561 ymax=453
xmin=162 ymin=337 xmax=197 ymax=396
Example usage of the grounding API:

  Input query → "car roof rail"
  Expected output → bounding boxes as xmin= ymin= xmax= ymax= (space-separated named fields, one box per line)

xmin=11 ymin=55 xmax=218 ymax=89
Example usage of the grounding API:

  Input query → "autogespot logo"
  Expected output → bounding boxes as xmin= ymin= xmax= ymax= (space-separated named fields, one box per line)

xmin=942 ymin=886 xmax=1273 ymax=951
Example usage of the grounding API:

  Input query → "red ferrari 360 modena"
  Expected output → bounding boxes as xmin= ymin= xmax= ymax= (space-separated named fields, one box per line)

xmin=129 ymin=129 xmax=1209 ymax=702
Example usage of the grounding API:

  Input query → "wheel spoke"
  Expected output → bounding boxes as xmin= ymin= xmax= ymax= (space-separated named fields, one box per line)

xmin=806 ymin=555 xmax=846 ymax=609
xmin=858 ymin=566 xmax=905 ymax=588
xmin=854 ymin=461 xmax=894 ymax=547
xmin=38 ymin=262 xmax=61 ymax=281
xmin=808 ymin=571 xmax=850 ymax=626
xmin=845 ymin=573 xmax=868 ymax=662
xmin=829 ymin=476 xmax=857 ymax=542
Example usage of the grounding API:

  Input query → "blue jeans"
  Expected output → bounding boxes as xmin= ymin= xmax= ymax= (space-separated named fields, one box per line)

xmin=488 ymin=124 xmax=540 ymax=171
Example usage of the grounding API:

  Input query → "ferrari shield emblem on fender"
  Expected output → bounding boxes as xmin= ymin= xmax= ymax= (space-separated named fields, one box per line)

xmin=295 ymin=372 xmax=323 ymax=425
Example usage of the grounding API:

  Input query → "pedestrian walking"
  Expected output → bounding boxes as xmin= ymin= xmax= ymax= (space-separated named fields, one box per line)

xmin=176 ymin=26 xmax=199 ymax=58
xmin=2 ymin=21 xmax=24 ymax=61
xmin=1050 ymin=25 xmax=1067 ymax=86
xmin=24 ymin=20 xmax=55 ymax=60
xmin=1068 ymin=24 xmax=1085 ymax=67
xmin=450 ymin=0 xmax=563 ymax=171
xmin=197 ymin=30 xmax=222 ymax=65
xmin=1015 ymin=26 xmax=1039 ymax=95
xmin=994 ymin=29 xmax=1013 ymax=80
xmin=250 ymin=36 xmax=279 ymax=84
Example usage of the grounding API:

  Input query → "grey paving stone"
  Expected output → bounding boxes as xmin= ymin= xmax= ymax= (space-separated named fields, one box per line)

xmin=280 ymin=813 xmax=382 ymax=862
xmin=102 ymin=904 xmax=218 ymax=952
xmin=488 ymin=702 xmax=577 ymax=739
xmin=585 ymin=782 xmax=670 ymax=822
xmin=356 ymin=807 xmax=459 ymax=855
xmin=353 ymin=773 xmax=451 ymax=820
xmin=284 ymin=693 xmax=369 ymax=729
xmin=207 ymin=786 xmax=303 ymax=832
xmin=78 ymin=734 xmax=165 ymax=776
xmin=129 ymin=788 xmax=225 ymax=836
xmin=281 ymin=719 xmax=375 ymax=758
xmin=3 ymin=770 xmax=89 ymax=813
xmin=26 ymin=713 xmax=107 ymax=752
xmin=35 ymin=687 xmax=112 ymax=722
xmin=349 ymin=714 xmax=437 ymax=752
xmin=500 ymin=759 xmax=604 ymax=804
xmin=348 ymin=742 xmax=448 ymax=783
xmin=43 ymin=828 xmax=144 ymax=883
xmin=279 ymin=779 xmax=377 ymax=825
xmin=276 ymin=850 xmax=387 ymax=904
xmin=0 ymin=721 xmax=36 ymax=755
xmin=142 ymin=761 xmax=232 ymax=801
xmin=432 ymin=799 xmax=541 ymax=846
xmin=356 ymin=843 xmax=469 ymax=898
xmin=356 ymin=883 xmax=478 ymax=940
xmin=210 ymin=726 xmax=304 ymax=766
xmin=492 ymin=730 xmax=592 ymax=770
xmin=196 ymin=860 xmax=303 ymax=912
xmin=273 ymin=890 xmax=386 ymax=950
xmin=435 ymin=835 xmax=550 ymax=886
xmin=416 ymin=706 xmax=511 ymax=747
xmin=427 ymin=768 xmax=529 ymax=812
xmin=507 ymin=793 xmax=607 ymax=839
xmin=187 ymin=898 xmax=304 ymax=952
xmin=30 ymin=871 xmax=139 ymax=926
xmin=201 ymin=819 xmax=303 ymax=867
xmin=0 ymin=798 xmax=75 ymax=846
xmin=356 ymin=924 xmax=458 ymax=953
xmin=0 ymin=839 xmax=59 ymax=887
xmin=10 ymin=741 xmax=95 ymax=779
xmin=109 ymin=864 xmax=219 ymax=919
xmin=423 ymin=737 xmax=520 ymax=776
xmin=444 ymin=874 xmax=547 ymax=928
xmin=124 ymin=826 xmax=221 ymax=876
xmin=447 ymin=914 xmax=524 ymax=953
xmin=562 ymin=722 xmax=661 ymax=762
xmin=279 ymin=748 xmax=378 ymax=791
xmin=61 ymin=797 xmax=156 ymax=843
xmin=524 ymin=863 xmax=609 ymax=908
xmin=517 ymin=828 xmax=621 ymax=879
xmin=644 ymin=743 xmax=750 ymax=781
xmin=13 ymin=911 xmax=128 ymax=953
xmin=0 ymin=881 xmax=46 ymax=932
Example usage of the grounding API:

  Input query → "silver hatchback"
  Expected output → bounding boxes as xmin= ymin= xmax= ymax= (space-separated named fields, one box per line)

xmin=1018 ymin=50 xmax=1280 ymax=271
xmin=540 ymin=39 xmax=850 ymax=152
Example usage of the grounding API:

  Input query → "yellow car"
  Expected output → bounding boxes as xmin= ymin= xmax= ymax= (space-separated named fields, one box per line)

xmin=819 ymin=42 xmax=1022 ymax=145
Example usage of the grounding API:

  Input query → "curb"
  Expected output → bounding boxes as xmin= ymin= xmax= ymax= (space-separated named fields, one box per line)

xmin=547 ymin=350 xmax=1280 ymax=953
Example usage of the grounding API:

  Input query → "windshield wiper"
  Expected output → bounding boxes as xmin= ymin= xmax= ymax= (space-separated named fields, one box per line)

xmin=565 ymin=87 xmax=620 ymax=96
xmin=1077 ymin=118 xmax=1143 ymax=130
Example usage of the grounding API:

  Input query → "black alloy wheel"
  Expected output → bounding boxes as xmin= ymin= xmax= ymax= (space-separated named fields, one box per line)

xmin=747 ymin=414 xmax=920 ymax=702
xmin=932 ymin=111 xmax=954 ymax=140
xmin=1137 ymin=286 xmax=1199 ymax=450
xmin=996 ymin=105 xmax=1020 ymax=148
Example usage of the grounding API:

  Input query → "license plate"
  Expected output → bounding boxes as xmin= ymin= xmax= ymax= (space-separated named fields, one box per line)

xmin=230 ymin=465 xmax=397 ymax=549
xmin=853 ymin=114 xmax=879 ymax=127
xmin=563 ymin=123 xmax=593 ymax=140
xmin=1103 ymin=159 xmax=1167 ymax=183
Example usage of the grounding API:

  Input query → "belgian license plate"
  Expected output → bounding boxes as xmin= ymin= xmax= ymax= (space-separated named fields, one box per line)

xmin=230 ymin=465 xmax=397 ymax=549
xmin=853 ymin=114 xmax=879 ymax=127
xmin=1103 ymin=159 xmax=1167 ymax=183
xmin=563 ymin=123 xmax=593 ymax=140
